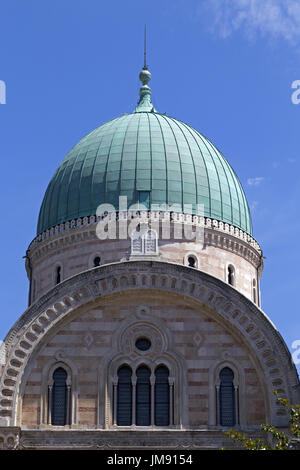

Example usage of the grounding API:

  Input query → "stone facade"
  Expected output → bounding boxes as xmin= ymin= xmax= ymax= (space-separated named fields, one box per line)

xmin=27 ymin=213 xmax=263 ymax=306
xmin=0 ymin=260 xmax=298 ymax=449
xmin=20 ymin=290 xmax=265 ymax=428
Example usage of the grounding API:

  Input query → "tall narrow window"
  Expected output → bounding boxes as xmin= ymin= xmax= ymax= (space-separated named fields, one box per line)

xmin=136 ymin=366 xmax=151 ymax=426
xmin=155 ymin=366 xmax=170 ymax=426
xmin=219 ymin=367 xmax=235 ymax=427
xmin=56 ymin=266 xmax=61 ymax=285
xmin=252 ymin=279 xmax=257 ymax=304
xmin=117 ymin=366 xmax=132 ymax=426
xmin=227 ymin=265 xmax=235 ymax=286
xmin=51 ymin=367 xmax=67 ymax=426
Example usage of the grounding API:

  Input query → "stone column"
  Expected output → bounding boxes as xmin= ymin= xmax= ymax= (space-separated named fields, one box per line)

xmin=169 ymin=378 xmax=174 ymax=426
xmin=132 ymin=376 xmax=137 ymax=426
xmin=66 ymin=385 xmax=71 ymax=425
xmin=112 ymin=380 xmax=118 ymax=426
xmin=234 ymin=386 xmax=239 ymax=425
xmin=216 ymin=385 xmax=220 ymax=426
xmin=150 ymin=374 xmax=155 ymax=426
xmin=48 ymin=385 xmax=52 ymax=425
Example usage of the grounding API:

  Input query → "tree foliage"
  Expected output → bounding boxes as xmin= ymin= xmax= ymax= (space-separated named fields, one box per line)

xmin=224 ymin=391 xmax=300 ymax=450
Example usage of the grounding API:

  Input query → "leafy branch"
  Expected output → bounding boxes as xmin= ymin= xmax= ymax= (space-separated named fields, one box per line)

xmin=224 ymin=390 xmax=300 ymax=450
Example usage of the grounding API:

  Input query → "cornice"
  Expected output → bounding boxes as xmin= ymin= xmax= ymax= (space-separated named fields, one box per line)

xmin=27 ymin=212 xmax=263 ymax=269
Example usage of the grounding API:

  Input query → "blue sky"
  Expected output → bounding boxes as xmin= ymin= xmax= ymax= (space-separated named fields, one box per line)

xmin=0 ymin=0 xmax=300 ymax=372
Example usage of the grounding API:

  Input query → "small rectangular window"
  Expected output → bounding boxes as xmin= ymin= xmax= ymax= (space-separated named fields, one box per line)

xmin=138 ymin=191 xmax=150 ymax=210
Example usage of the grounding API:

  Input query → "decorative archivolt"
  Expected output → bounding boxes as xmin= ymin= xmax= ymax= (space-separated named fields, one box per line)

xmin=0 ymin=261 xmax=298 ymax=427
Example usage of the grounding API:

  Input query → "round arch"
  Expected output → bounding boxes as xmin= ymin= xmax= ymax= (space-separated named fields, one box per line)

xmin=0 ymin=261 xmax=298 ymax=428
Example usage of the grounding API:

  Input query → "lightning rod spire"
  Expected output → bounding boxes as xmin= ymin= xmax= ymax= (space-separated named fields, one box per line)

xmin=144 ymin=24 xmax=147 ymax=69
xmin=134 ymin=26 xmax=157 ymax=113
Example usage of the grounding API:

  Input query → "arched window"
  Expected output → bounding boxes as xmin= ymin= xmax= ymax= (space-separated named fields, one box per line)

xmin=117 ymin=366 xmax=132 ymax=426
xmin=155 ymin=366 xmax=170 ymax=426
xmin=136 ymin=366 xmax=151 ymax=426
xmin=55 ymin=266 xmax=61 ymax=285
xmin=184 ymin=253 xmax=199 ymax=269
xmin=219 ymin=367 xmax=235 ymax=427
xmin=114 ymin=362 xmax=173 ymax=427
xmin=51 ymin=367 xmax=68 ymax=426
xmin=227 ymin=265 xmax=235 ymax=286
xmin=93 ymin=256 xmax=101 ymax=267
xmin=188 ymin=256 xmax=196 ymax=268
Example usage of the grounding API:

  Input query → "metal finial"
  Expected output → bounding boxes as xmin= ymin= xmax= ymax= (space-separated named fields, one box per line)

xmin=134 ymin=26 xmax=157 ymax=113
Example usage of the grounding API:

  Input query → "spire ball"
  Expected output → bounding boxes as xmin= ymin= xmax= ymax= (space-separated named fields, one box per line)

xmin=139 ymin=66 xmax=151 ymax=86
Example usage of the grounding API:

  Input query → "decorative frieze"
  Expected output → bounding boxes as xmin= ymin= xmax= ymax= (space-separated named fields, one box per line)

xmin=0 ymin=428 xmax=263 ymax=450
xmin=0 ymin=427 xmax=20 ymax=450
xmin=27 ymin=212 xmax=262 ymax=268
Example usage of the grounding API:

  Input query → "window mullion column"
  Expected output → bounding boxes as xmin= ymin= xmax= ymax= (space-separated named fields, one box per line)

xmin=216 ymin=385 xmax=220 ymax=426
xmin=150 ymin=373 xmax=155 ymax=426
xmin=66 ymin=384 xmax=71 ymax=425
xmin=132 ymin=374 xmax=137 ymax=426
xmin=234 ymin=385 xmax=239 ymax=426
xmin=169 ymin=377 xmax=174 ymax=425
xmin=113 ymin=379 xmax=118 ymax=425
xmin=48 ymin=385 xmax=52 ymax=424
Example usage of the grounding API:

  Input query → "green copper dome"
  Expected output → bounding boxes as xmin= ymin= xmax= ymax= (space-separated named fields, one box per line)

xmin=37 ymin=67 xmax=252 ymax=236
